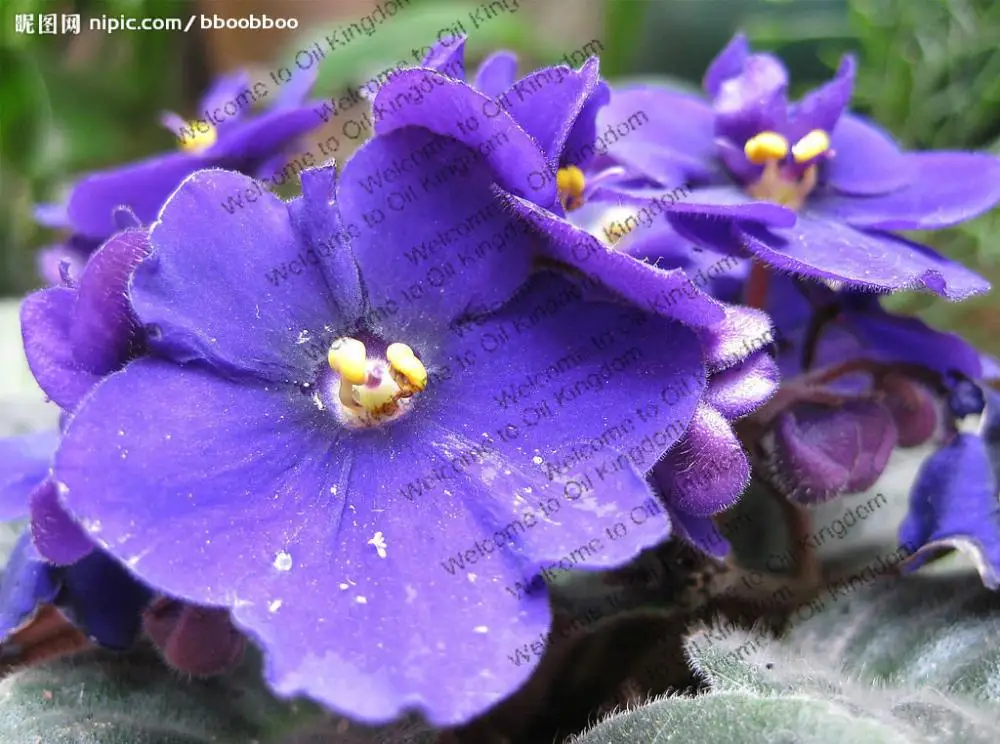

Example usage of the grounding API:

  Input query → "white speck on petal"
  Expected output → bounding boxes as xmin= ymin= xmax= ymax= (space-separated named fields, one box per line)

xmin=269 ymin=599 xmax=283 ymax=613
xmin=329 ymin=485 xmax=338 ymax=495
xmin=273 ymin=551 xmax=293 ymax=571
xmin=532 ymin=455 xmax=543 ymax=465
xmin=339 ymin=583 xmax=350 ymax=590
xmin=85 ymin=519 xmax=102 ymax=533
xmin=467 ymin=573 xmax=477 ymax=583
xmin=367 ymin=531 xmax=387 ymax=559
xmin=355 ymin=595 xmax=367 ymax=604
xmin=474 ymin=625 xmax=489 ymax=633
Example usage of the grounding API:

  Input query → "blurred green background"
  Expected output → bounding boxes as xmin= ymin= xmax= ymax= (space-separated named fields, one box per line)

xmin=1 ymin=0 xmax=998 ymax=351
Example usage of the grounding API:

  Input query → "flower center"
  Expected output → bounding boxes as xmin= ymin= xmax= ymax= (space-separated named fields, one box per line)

xmin=743 ymin=129 xmax=831 ymax=211
xmin=327 ymin=337 xmax=426 ymax=428
xmin=178 ymin=123 xmax=218 ymax=154
xmin=557 ymin=166 xmax=587 ymax=212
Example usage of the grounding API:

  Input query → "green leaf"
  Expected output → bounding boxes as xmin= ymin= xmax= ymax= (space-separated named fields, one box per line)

xmin=571 ymin=572 xmax=1000 ymax=742
xmin=287 ymin=2 xmax=544 ymax=99
xmin=600 ymin=0 xmax=649 ymax=77
xmin=0 ymin=647 xmax=320 ymax=744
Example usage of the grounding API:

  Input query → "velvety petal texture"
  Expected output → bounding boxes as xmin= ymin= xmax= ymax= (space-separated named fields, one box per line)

xmin=599 ymin=33 xmax=1000 ymax=295
xmin=763 ymin=400 xmax=897 ymax=505
xmin=47 ymin=151 xmax=785 ymax=723
xmin=0 ymin=531 xmax=58 ymax=642
xmin=0 ymin=431 xmax=57 ymax=520
xmin=899 ymin=432 xmax=1000 ymax=589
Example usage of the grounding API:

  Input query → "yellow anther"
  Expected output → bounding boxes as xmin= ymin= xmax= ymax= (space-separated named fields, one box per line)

xmin=557 ymin=166 xmax=586 ymax=199
xmin=791 ymin=129 xmax=831 ymax=164
xmin=179 ymin=124 xmax=218 ymax=154
xmin=328 ymin=337 xmax=368 ymax=385
xmin=386 ymin=342 xmax=427 ymax=392
xmin=743 ymin=131 xmax=789 ymax=165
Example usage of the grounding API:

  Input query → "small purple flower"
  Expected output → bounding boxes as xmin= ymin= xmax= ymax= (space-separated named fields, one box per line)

xmin=1 ymin=439 xmax=151 ymax=650
xmin=36 ymin=70 xmax=323 ymax=280
xmin=899 ymin=385 xmax=1000 ymax=588
xmin=49 ymin=110 xmax=774 ymax=724
xmin=590 ymin=34 xmax=1000 ymax=298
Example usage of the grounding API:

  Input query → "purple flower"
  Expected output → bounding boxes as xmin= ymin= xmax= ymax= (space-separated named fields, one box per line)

xmin=1 ymin=438 xmax=151 ymax=649
xmin=740 ymin=275 xmax=987 ymax=503
xmin=899 ymin=385 xmax=1000 ymax=588
xmin=49 ymin=113 xmax=774 ymax=724
xmin=367 ymin=40 xmax=780 ymax=557
xmin=3 ymin=228 xmax=165 ymax=650
xmin=36 ymin=70 xmax=323 ymax=280
xmin=590 ymin=34 xmax=1000 ymax=298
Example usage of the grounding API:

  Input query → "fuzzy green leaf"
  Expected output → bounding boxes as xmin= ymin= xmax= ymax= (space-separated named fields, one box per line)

xmin=0 ymin=647 xmax=320 ymax=744
xmin=572 ymin=572 xmax=1000 ymax=743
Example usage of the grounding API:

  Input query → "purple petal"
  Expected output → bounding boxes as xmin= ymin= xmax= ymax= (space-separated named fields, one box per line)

xmin=880 ymin=375 xmax=939 ymax=448
xmin=287 ymin=166 xmax=364 ymax=320
xmin=21 ymin=287 xmax=102 ymax=410
xmin=661 ymin=186 xmax=797 ymax=227
xmin=30 ymin=480 xmax=93 ymax=565
xmin=703 ymin=33 xmax=750 ymax=98
xmin=767 ymin=400 xmax=897 ymax=505
xmin=275 ymin=68 xmax=319 ymax=109
xmin=473 ymin=51 xmax=518 ymax=96
xmin=500 ymin=194 xmax=727 ymax=328
xmin=0 ymin=531 xmax=59 ymax=642
xmin=210 ymin=105 xmax=324 ymax=168
xmin=198 ymin=71 xmax=254 ymax=125
xmin=497 ymin=61 xmax=601 ymax=162
xmin=71 ymin=229 xmax=150 ymax=375
xmin=595 ymin=86 xmax=718 ymax=182
xmin=787 ymin=55 xmax=856 ymax=142
xmin=705 ymin=350 xmax=780 ymax=420
xmin=738 ymin=214 xmax=991 ymax=299
xmin=134 ymin=169 xmax=343 ymax=381
xmin=562 ymin=81 xmax=611 ymax=168
xmin=837 ymin=305 xmax=983 ymax=380
xmin=825 ymin=114 xmax=912 ymax=195
xmin=652 ymin=404 xmax=750 ymax=516
xmin=53 ymin=360 xmax=554 ymax=723
xmin=58 ymin=547 xmax=153 ymax=649
xmin=667 ymin=507 xmax=731 ymax=558
xmin=697 ymin=304 xmax=774 ymax=372
xmin=337 ymin=131 xmax=533 ymax=339
xmin=0 ymin=431 xmax=57 ymax=520
xmin=66 ymin=152 xmax=201 ymax=239
xmin=435 ymin=274 xmax=708 ymax=487
xmin=371 ymin=69 xmax=555 ymax=203
xmin=713 ymin=53 xmax=789 ymax=146
xmin=34 ymin=202 xmax=70 ymax=229
xmin=817 ymin=152 xmax=1000 ymax=230
xmin=421 ymin=37 xmax=467 ymax=79
xmin=899 ymin=433 xmax=1000 ymax=588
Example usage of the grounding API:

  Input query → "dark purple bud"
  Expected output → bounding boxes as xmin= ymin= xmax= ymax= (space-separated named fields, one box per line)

xmin=948 ymin=379 xmax=985 ymax=418
xmin=143 ymin=597 xmax=246 ymax=677
xmin=879 ymin=373 xmax=939 ymax=448
xmin=763 ymin=399 xmax=897 ymax=505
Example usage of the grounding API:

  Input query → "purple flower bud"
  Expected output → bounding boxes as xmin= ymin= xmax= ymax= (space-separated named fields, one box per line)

xmin=879 ymin=373 xmax=939 ymax=447
xmin=763 ymin=399 xmax=897 ymax=504
xmin=143 ymin=598 xmax=246 ymax=677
